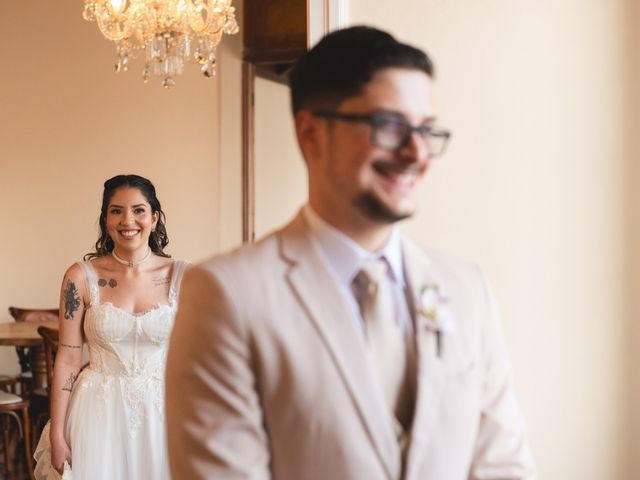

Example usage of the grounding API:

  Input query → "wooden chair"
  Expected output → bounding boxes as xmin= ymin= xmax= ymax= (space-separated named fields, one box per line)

xmin=36 ymin=327 xmax=58 ymax=401
xmin=34 ymin=327 xmax=88 ymax=447
xmin=0 ymin=376 xmax=17 ymax=394
xmin=7 ymin=307 xmax=59 ymax=398
xmin=0 ymin=391 xmax=34 ymax=480
xmin=31 ymin=326 xmax=59 ymax=454
xmin=36 ymin=326 xmax=87 ymax=397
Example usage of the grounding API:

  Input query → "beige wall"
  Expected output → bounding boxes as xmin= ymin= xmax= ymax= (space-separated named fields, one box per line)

xmin=1 ymin=0 xmax=637 ymax=478
xmin=346 ymin=0 xmax=632 ymax=478
xmin=0 ymin=3 xmax=232 ymax=371
xmin=628 ymin=2 xmax=640 ymax=478
xmin=254 ymin=77 xmax=307 ymax=238
xmin=217 ymin=0 xmax=245 ymax=252
xmin=254 ymin=0 xmax=637 ymax=478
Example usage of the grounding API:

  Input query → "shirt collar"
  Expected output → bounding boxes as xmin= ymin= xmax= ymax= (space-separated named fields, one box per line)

xmin=302 ymin=205 xmax=405 ymax=287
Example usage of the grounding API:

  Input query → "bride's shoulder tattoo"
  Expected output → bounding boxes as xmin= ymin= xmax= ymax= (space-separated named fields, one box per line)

xmin=63 ymin=279 xmax=81 ymax=320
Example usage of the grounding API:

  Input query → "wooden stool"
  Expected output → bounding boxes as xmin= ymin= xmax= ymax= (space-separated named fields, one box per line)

xmin=0 ymin=391 xmax=34 ymax=480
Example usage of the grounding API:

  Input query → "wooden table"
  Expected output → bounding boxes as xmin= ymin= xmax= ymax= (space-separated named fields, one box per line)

xmin=0 ymin=319 xmax=59 ymax=391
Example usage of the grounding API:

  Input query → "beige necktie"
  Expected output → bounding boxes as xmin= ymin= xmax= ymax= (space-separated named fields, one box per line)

xmin=354 ymin=259 xmax=410 ymax=440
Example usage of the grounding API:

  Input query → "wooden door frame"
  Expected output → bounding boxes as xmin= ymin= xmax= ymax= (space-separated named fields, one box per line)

xmin=241 ymin=0 xmax=346 ymax=243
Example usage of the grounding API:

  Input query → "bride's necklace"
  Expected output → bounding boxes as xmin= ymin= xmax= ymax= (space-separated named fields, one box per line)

xmin=112 ymin=247 xmax=151 ymax=268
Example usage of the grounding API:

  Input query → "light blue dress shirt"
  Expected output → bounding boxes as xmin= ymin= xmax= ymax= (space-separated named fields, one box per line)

xmin=302 ymin=205 xmax=413 ymax=338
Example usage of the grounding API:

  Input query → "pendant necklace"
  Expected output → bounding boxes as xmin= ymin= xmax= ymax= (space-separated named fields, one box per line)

xmin=112 ymin=247 xmax=152 ymax=268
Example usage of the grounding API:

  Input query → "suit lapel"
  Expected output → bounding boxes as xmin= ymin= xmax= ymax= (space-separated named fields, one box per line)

xmin=278 ymin=213 xmax=401 ymax=480
xmin=401 ymin=238 xmax=448 ymax=480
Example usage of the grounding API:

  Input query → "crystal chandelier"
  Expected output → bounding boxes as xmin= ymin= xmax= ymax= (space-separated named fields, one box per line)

xmin=82 ymin=0 xmax=239 ymax=88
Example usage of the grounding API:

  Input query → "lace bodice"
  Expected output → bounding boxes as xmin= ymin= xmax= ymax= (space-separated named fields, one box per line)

xmin=75 ymin=259 xmax=187 ymax=436
xmin=84 ymin=301 xmax=173 ymax=377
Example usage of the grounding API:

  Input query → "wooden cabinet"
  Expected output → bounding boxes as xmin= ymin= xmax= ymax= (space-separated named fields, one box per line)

xmin=241 ymin=0 xmax=345 ymax=242
xmin=243 ymin=0 xmax=307 ymax=82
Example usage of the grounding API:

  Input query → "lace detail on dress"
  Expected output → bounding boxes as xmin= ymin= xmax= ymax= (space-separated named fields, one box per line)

xmin=72 ymin=260 xmax=186 ymax=438
xmin=34 ymin=259 xmax=186 ymax=479
xmin=77 ymin=346 xmax=167 ymax=439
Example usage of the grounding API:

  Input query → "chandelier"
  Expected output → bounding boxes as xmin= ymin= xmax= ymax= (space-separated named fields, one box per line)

xmin=82 ymin=0 xmax=239 ymax=88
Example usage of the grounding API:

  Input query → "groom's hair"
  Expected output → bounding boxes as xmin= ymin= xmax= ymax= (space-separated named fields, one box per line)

xmin=289 ymin=25 xmax=434 ymax=114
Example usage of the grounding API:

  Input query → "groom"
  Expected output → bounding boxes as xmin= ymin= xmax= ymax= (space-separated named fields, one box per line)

xmin=166 ymin=26 xmax=535 ymax=479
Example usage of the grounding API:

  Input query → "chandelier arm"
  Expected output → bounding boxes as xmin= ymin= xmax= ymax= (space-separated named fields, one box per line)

xmin=83 ymin=0 xmax=238 ymax=86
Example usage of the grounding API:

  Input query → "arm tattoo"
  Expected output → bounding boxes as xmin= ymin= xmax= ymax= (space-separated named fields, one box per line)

xmin=60 ymin=343 xmax=82 ymax=349
xmin=98 ymin=278 xmax=118 ymax=288
xmin=61 ymin=372 xmax=78 ymax=392
xmin=63 ymin=280 xmax=81 ymax=320
xmin=152 ymin=276 xmax=171 ymax=287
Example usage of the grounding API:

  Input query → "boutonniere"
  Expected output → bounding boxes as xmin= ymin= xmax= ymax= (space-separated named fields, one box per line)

xmin=416 ymin=283 xmax=455 ymax=357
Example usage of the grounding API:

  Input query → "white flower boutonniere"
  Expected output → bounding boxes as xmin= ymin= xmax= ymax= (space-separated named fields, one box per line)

xmin=417 ymin=284 xmax=455 ymax=333
xmin=416 ymin=284 xmax=455 ymax=357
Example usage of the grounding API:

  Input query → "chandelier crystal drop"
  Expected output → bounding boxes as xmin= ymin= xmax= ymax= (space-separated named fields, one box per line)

xmin=82 ymin=0 xmax=239 ymax=88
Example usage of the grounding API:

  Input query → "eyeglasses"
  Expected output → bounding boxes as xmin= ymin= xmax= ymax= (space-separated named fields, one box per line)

xmin=313 ymin=110 xmax=451 ymax=157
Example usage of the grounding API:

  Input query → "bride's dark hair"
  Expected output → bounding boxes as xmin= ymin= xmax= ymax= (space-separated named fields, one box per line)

xmin=84 ymin=174 xmax=171 ymax=260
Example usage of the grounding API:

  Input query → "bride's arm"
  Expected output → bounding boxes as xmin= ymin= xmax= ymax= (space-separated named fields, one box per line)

xmin=49 ymin=263 xmax=87 ymax=472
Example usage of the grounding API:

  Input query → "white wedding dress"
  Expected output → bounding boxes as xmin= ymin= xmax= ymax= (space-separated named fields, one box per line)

xmin=34 ymin=259 xmax=187 ymax=480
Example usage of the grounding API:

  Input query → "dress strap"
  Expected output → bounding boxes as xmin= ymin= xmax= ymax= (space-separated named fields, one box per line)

xmin=168 ymin=260 xmax=188 ymax=307
xmin=77 ymin=260 xmax=100 ymax=306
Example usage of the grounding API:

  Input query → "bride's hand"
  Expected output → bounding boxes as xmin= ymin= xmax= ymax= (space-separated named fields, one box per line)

xmin=51 ymin=437 xmax=72 ymax=474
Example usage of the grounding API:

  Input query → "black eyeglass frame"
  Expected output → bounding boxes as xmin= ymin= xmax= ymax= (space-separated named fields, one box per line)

xmin=312 ymin=110 xmax=452 ymax=156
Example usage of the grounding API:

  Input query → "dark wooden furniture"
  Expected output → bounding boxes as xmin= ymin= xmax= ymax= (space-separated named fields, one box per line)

xmin=241 ymin=0 xmax=310 ymax=243
xmin=0 ymin=320 xmax=58 ymax=348
xmin=0 ymin=391 xmax=34 ymax=480
xmin=36 ymin=327 xmax=59 ymax=400
xmin=33 ymin=326 xmax=59 ymax=448
xmin=0 ymin=375 xmax=16 ymax=394
xmin=7 ymin=307 xmax=59 ymax=397
xmin=0 ymin=318 xmax=59 ymax=402
xmin=243 ymin=0 xmax=307 ymax=83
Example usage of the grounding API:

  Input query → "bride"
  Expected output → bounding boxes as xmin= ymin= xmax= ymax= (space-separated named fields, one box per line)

xmin=34 ymin=174 xmax=188 ymax=479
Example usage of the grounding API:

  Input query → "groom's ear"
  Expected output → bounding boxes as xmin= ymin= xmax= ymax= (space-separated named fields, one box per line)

xmin=295 ymin=110 xmax=326 ymax=164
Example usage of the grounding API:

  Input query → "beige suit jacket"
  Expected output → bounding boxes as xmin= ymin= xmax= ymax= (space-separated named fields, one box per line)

xmin=166 ymin=212 xmax=535 ymax=480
